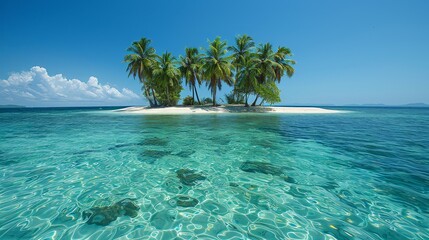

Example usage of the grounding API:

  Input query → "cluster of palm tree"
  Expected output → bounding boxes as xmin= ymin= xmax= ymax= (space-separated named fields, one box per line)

xmin=124 ymin=35 xmax=295 ymax=107
xmin=124 ymin=38 xmax=181 ymax=106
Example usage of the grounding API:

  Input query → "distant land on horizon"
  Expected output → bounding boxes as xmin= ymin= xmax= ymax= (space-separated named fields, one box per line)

xmin=403 ymin=103 xmax=429 ymax=107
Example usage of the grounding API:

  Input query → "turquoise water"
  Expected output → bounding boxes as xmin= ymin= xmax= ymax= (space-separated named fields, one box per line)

xmin=0 ymin=107 xmax=428 ymax=239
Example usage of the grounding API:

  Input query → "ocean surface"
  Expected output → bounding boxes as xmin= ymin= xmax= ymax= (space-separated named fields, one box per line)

xmin=0 ymin=107 xmax=428 ymax=240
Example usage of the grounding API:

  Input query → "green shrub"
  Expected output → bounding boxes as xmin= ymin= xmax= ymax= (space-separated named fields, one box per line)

xmin=225 ymin=91 xmax=245 ymax=104
xmin=182 ymin=96 xmax=194 ymax=106
xmin=203 ymin=97 xmax=213 ymax=104
xmin=155 ymin=84 xmax=183 ymax=106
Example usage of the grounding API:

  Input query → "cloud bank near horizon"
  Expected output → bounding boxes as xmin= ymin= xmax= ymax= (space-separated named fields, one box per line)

xmin=0 ymin=66 xmax=142 ymax=106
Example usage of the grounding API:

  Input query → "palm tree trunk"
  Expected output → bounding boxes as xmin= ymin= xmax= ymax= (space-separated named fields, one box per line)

xmin=259 ymin=98 xmax=265 ymax=106
xmin=151 ymin=88 xmax=158 ymax=106
xmin=144 ymin=87 xmax=154 ymax=107
xmin=192 ymin=87 xmax=195 ymax=105
xmin=235 ymin=66 xmax=239 ymax=88
xmin=244 ymin=93 xmax=249 ymax=107
xmin=191 ymin=73 xmax=202 ymax=105
xmin=141 ymin=77 xmax=154 ymax=107
xmin=166 ymin=85 xmax=170 ymax=106
xmin=251 ymin=94 xmax=259 ymax=106
xmin=212 ymin=82 xmax=217 ymax=106
xmin=194 ymin=85 xmax=201 ymax=105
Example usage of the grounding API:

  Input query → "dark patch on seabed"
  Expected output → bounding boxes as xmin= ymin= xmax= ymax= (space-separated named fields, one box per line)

xmin=140 ymin=137 xmax=169 ymax=146
xmin=107 ymin=143 xmax=141 ymax=150
xmin=140 ymin=149 xmax=172 ymax=163
xmin=240 ymin=161 xmax=284 ymax=175
xmin=107 ymin=137 xmax=169 ymax=150
xmin=176 ymin=168 xmax=207 ymax=186
xmin=169 ymin=195 xmax=199 ymax=207
xmin=173 ymin=149 xmax=196 ymax=158
xmin=82 ymin=198 xmax=139 ymax=226
xmin=239 ymin=161 xmax=295 ymax=183
xmin=208 ymin=136 xmax=231 ymax=145
xmin=107 ymin=141 xmax=153 ymax=150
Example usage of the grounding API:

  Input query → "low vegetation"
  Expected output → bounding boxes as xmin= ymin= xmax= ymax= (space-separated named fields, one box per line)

xmin=182 ymin=96 xmax=194 ymax=106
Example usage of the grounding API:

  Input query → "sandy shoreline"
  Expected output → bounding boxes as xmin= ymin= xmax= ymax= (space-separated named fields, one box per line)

xmin=114 ymin=106 xmax=342 ymax=114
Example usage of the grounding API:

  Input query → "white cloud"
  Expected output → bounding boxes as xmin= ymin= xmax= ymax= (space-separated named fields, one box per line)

xmin=0 ymin=66 xmax=142 ymax=106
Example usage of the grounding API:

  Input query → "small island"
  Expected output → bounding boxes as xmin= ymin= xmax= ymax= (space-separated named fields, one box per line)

xmin=116 ymin=105 xmax=340 ymax=114
xmin=121 ymin=35 xmax=338 ymax=114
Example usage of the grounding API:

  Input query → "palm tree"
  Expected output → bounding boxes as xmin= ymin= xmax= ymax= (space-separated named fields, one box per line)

xmin=251 ymin=43 xmax=280 ymax=106
xmin=202 ymin=37 xmax=234 ymax=106
xmin=236 ymin=55 xmax=260 ymax=106
xmin=228 ymin=35 xmax=255 ymax=74
xmin=274 ymin=47 xmax=295 ymax=82
xmin=153 ymin=52 xmax=181 ymax=106
xmin=124 ymin=38 xmax=158 ymax=107
xmin=179 ymin=48 xmax=203 ymax=105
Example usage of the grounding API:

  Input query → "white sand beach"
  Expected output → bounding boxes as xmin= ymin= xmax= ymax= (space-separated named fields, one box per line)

xmin=115 ymin=106 xmax=342 ymax=114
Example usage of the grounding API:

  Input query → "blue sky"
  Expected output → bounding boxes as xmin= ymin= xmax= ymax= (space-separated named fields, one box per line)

xmin=1 ymin=0 xmax=428 ymax=106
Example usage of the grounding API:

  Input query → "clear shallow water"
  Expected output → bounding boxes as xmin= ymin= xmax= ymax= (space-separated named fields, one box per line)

xmin=0 ymin=107 xmax=428 ymax=240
